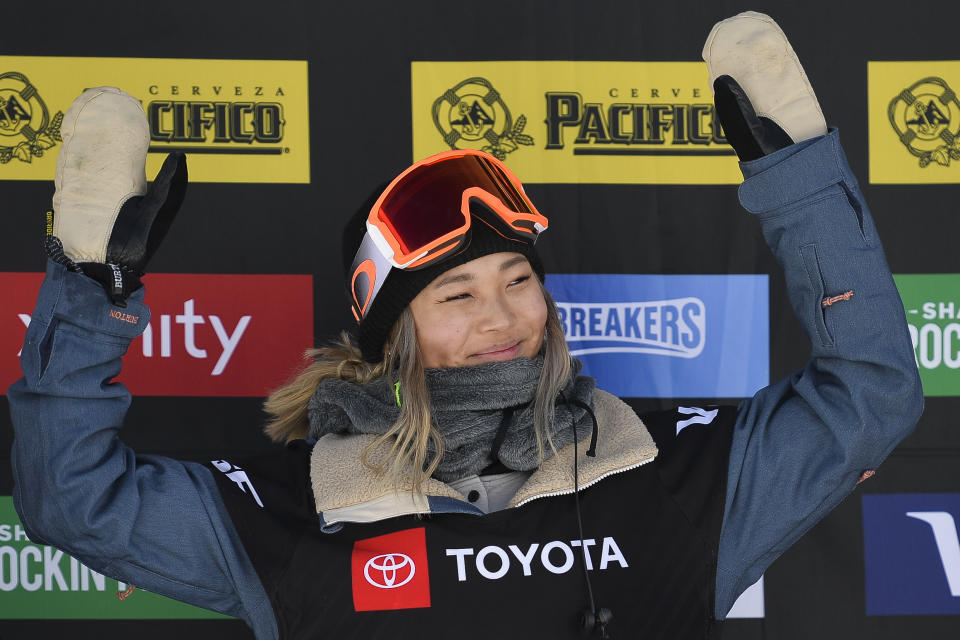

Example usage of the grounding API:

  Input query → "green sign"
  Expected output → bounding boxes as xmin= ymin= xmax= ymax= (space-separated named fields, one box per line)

xmin=894 ymin=274 xmax=960 ymax=396
xmin=0 ymin=497 xmax=228 ymax=619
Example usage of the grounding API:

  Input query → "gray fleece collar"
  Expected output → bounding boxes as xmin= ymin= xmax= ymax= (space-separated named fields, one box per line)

xmin=306 ymin=356 xmax=596 ymax=481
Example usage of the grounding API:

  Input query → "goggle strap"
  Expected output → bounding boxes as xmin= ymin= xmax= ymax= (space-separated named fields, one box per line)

xmin=349 ymin=232 xmax=394 ymax=320
xmin=463 ymin=192 xmax=544 ymax=243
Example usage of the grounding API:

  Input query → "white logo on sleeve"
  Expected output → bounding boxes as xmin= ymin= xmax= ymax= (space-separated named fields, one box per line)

xmin=675 ymin=406 xmax=719 ymax=435
xmin=211 ymin=459 xmax=264 ymax=508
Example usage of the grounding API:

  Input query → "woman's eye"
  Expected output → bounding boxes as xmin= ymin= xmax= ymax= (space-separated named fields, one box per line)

xmin=443 ymin=292 xmax=471 ymax=302
xmin=509 ymin=275 xmax=532 ymax=286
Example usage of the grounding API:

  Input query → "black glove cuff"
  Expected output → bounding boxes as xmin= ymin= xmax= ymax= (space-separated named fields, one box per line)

xmin=43 ymin=235 xmax=84 ymax=274
xmin=43 ymin=235 xmax=142 ymax=306
xmin=713 ymin=75 xmax=794 ymax=161
xmin=77 ymin=262 xmax=144 ymax=308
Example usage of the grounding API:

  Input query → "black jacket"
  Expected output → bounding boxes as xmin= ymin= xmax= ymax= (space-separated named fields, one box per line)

xmin=211 ymin=392 xmax=736 ymax=639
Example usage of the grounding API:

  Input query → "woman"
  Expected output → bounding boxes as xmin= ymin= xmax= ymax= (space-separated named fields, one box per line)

xmin=9 ymin=12 xmax=922 ymax=640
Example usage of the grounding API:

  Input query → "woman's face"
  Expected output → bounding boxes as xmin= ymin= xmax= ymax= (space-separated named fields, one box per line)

xmin=408 ymin=252 xmax=548 ymax=368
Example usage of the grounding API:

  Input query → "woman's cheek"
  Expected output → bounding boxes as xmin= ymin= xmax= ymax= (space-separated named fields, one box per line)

xmin=420 ymin=310 xmax=470 ymax=365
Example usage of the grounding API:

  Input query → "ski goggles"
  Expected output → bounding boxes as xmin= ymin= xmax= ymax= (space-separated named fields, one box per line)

xmin=349 ymin=149 xmax=548 ymax=321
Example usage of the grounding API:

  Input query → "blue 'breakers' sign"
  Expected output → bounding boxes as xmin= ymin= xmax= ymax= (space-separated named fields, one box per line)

xmin=545 ymin=274 xmax=768 ymax=398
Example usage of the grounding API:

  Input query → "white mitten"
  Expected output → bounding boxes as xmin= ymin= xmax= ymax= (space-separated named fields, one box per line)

xmin=48 ymin=86 xmax=187 ymax=305
xmin=702 ymin=11 xmax=827 ymax=160
xmin=52 ymin=86 xmax=150 ymax=263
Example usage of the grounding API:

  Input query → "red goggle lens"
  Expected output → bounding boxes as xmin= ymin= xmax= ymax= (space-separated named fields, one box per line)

xmin=375 ymin=154 xmax=533 ymax=256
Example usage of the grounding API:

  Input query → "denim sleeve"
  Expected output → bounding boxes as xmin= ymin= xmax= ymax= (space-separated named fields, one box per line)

xmin=7 ymin=261 xmax=277 ymax=640
xmin=713 ymin=130 xmax=924 ymax=618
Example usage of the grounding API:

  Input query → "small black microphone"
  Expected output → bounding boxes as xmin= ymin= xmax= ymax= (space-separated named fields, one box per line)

xmin=579 ymin=607 xmax=613 ymax=637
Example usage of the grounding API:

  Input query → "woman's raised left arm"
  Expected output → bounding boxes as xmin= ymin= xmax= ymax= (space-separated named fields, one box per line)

xmin=714 ymin=129 xmax=923 ymax=618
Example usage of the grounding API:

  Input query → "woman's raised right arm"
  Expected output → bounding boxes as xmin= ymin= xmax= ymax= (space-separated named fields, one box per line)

xmin=9 ymin=261 xmax=277 ymax=638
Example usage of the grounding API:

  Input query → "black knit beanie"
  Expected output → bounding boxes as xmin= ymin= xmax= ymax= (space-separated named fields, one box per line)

xmin=342 ymin=184 xmax=546 ymax=363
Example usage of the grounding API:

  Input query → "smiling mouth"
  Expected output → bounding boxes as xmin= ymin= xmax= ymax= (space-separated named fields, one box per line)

xmin=472 ymin=341 xmax=523 ymax=360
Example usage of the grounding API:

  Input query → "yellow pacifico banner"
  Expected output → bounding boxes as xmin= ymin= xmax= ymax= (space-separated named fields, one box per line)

xmin=868 ymin=61 xmax=960 ymax=184
xmin=0 ymin=55 xmax=309 ymax=183
xmin=412 ymin=61 xmax=741 ymax=184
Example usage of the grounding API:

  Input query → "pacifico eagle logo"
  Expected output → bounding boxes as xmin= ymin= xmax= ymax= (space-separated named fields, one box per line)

xmin=888 ymin=77 xmax=960 ymax=168
xmin=432 ymin=77 xmax=533 ymax=160
xmin=0 ymin=72 xmax=62 ymax=164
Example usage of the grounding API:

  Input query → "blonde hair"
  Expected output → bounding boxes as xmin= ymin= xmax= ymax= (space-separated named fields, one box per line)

xmin=263 ymin=282 xmax=572 ymax=491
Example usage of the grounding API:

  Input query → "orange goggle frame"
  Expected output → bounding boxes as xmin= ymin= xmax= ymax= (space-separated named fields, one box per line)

xmin=349 ymin=149 xmax=548 ymax=322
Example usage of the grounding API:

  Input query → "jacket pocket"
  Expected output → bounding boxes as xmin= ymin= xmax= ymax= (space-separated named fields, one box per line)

xmin=799 ymin=243 xmax=835 ymax=348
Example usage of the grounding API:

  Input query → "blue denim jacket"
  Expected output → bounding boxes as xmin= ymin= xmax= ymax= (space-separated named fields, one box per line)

xmin=8 ymin=130 xmax=923 ymax=638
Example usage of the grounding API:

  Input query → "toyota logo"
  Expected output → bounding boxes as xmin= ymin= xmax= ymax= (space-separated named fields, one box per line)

xmin=363 ymin=553 xmax=416 ymax=589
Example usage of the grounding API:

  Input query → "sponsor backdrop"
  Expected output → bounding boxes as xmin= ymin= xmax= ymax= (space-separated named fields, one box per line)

xmin=0 ymin=1 xmax=957 ymax=638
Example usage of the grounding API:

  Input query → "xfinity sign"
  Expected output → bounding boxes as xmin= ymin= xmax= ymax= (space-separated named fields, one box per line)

xmin=863 ymin=493 xmax=960 ymax=615
xmin=2 ymin=272 xmax=313 ymax=397
xmin=546 ymin=274 xmax=768 ymax=397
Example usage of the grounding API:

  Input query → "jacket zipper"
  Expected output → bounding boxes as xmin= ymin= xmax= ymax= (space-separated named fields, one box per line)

xmin=513 ymin=455 xmax=656 ymax=508
xmin=322 ymin=456 xmax=657 ymax=524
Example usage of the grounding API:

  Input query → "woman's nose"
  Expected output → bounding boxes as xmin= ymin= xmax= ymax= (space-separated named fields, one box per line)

xmin=478 ymin=293 xmax=515 ymax=330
